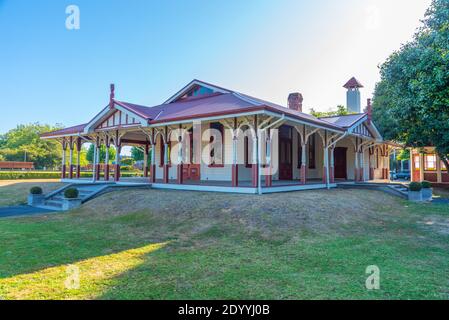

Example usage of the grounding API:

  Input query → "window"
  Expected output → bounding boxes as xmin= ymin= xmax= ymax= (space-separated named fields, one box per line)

xmin=297 ymin=132 xmax=303 ymax=168
xmin=244 ymin=135 xmax=252 ymax=168
xmin=209 ymin=122 xmax=224 ymax=167
xmin=414 ymin=155 xmax=420 ymax=169
xmin=441 ymin=161 xmax=447 ymax=171
xmin=159 ymin=136 xmax=164 ymax=167
xmin=375 ymin=149 xmax=379 ymax=169
xmin=187 ymin=128 xmax=194 ymax=164
xmin=308 ymin=134 xmax=316 ymax=169
xmin=424 ymin=154 xmax=436 ymax=171
xmin=279 ymin=126 xmax=292 ymax=139
xmin=182 ymin=85 xmax=214 ymax=99
xmin=402 ymin=160 xmax=410 ymax=171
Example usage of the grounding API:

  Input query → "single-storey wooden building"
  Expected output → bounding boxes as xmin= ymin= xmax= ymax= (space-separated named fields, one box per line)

xmin=41 ymin=78 xmax=394 ymax=194
xmin=410 ymin=147 xmax=449 ymax=185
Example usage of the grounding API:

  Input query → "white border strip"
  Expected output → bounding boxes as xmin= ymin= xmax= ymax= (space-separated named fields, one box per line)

xmin=262 ymin=183 xmax=337 ymax=194
xmin=152 ymin=183 xmax=258 ymax=194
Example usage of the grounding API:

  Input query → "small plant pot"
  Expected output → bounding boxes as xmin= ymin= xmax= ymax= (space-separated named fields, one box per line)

xmin=408 ymin=190 xmax=423 ymax=202
xmin=28 ymin=194 xmax=45 ymax=206
xmin=422 ymin=188 xmax=433 ymax=201
xmin=62 ymin=198 xmax=82 ymax=211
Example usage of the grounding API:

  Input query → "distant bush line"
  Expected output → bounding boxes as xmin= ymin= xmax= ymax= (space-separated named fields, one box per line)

xmin=0 ymin=171 xmax=143 ymax=180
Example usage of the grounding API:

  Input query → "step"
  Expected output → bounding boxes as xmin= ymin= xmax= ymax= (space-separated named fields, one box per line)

xmin=34 ymin=204 xmax=62 ymax=211
xmin=45 ymin=200 xmax=63 ymax=208
xmin=50 ymin=190 xmax=94 ymax=198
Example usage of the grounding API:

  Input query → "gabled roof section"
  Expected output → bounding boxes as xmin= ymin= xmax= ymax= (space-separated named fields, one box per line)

xmin=82 ymin=102 xmax=150 ymax=134
xmin=163 ymin=79 xmax=232 ymax=104
xmin=319 ymin=113 xmax=383 ymax=140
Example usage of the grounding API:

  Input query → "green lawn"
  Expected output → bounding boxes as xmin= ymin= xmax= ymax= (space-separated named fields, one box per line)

xmin=434 ymin=187 xmax=449 ymax=200
xmin=0 ymin=180 xmax=65 ymax=206
xmin=0 ymin=186 xmax=448 ymax=299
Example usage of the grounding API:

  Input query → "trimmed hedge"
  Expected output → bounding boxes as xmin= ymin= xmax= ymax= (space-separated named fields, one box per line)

xmin=421 ymin=180 xmax=432 ymax=189
xmin=409 ymin=182 xmax=422 ymax=192
xmin=64 ymin=188 xmax=79 ymax=199
xmin=0 ymin=171 xmax=143 ymax=180
xmin=30 ymin=186 xmax=43 ymax=194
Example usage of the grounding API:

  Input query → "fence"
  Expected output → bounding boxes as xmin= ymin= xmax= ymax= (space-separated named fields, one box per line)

xmin=0 ymin=161 xmax=34 ymax=170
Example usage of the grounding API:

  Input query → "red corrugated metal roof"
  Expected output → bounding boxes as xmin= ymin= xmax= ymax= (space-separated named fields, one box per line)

xmin=117 ymin=92 xmax=343 ymax=130
xmin=40 ymin=124 xmax=87 ymax=137
xmin=319 ymin=113 xmax=366 ymax=128
xmin=42 ymin=80 xmax=359 ymax=138
xmin=343 ymin=77 xmax=364 ymax=89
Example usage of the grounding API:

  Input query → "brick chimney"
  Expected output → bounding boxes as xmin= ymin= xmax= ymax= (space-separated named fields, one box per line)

xmin=288 ymin=93 xmax=303 ymax=112
xmin=366 ymin=98 xmax=372 ymax=124
xmin=109 ymin=83 xmax=115 ymax=109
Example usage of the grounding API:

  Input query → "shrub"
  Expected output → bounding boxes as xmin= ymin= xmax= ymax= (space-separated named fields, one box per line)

xmin=64 ymin=188 xmax=79 ymax=199
xmin=421 ymin=180 xmax=432 ymax=189
xmin=1 ymin=171 xmax=60 ymax=180
xmin=30 ymin=186 xmax=43 ymax=195
xmin=121 ymin=158 xmax=135 ymax=166
xmin=409 ymin=182 xmax=422 ymax=192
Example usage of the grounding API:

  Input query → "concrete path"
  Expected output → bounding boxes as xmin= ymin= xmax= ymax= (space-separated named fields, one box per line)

xmin=0 ymin=205 xmax=56 ymax=218
xmin=432 ymin=198 xmax=449 ymax=204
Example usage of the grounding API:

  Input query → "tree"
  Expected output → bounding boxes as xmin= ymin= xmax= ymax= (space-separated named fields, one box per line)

xmin=0 ymin=123 xmax=64 ymax=169
xmin=131 ymin=146 xmax=153 ymax=165
xmin=72 ymin=146 xmax=89 ymax=167
xmin=310 ymin=105 xmax=350 ymax=118
xmin=86 ymin=144 xmax=116 ymax=163
xmin=372 ymin=0 xmax=449 ymax=170
xmin=131 ymin=146 xmax=144 ymax=161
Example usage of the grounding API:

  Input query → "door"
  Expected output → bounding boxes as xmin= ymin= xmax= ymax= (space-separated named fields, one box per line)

xmin=182 ymin=130 xmax=201 ymax=181
xmin=279 ymin=126 xmax=293 ymax=180
xmin=334 ymin=147 xmax=347 ymax=179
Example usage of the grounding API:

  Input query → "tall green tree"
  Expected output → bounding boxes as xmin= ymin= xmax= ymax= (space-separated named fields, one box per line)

xmin=86 ymin=144 xmax=116 ymax=163
xmin=130 ymin=146 xmax=153 ymax=164
xmin=310 ymin=105 xmax=350 ymax=118
xmin=131 ymin=147 xmax=144 ymax=161
xmin=372 ymin=0 xmax=449 ymax=169
xmin=0 ymin=123 xmax=64 ymax=169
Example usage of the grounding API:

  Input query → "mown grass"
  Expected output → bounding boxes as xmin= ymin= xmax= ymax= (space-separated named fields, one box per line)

xmin=0 ymin=187 xmax=448 ymax=300
xmin=434 ymin=187 xmax=449 ymax=199
xmin=0 ymin=180 xmax=65 ymax=206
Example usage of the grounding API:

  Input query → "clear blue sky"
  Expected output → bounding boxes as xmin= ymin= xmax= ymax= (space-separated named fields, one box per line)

xmin=0 ymin=0 xmax=431 ymax=133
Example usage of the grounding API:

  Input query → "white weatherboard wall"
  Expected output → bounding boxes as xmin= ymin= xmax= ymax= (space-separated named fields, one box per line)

xmin=153 ymin=122 xmax=233 ymax=182
xmin=152 ymin=123 xmax=375 ymax=183
xmin=199 ymin=124 xmax=232 ymax=181
xmin=363 ymin=148 xmax=370 ymax=181
xmin=154 ymin=136 xmax=178 ymax=180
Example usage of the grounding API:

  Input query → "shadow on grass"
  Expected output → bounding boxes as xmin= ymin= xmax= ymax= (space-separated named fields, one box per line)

xmin=0 ymin=209 xmax=171 ymax=279
xmin=0 ymin=242 xmax=169 ymax=300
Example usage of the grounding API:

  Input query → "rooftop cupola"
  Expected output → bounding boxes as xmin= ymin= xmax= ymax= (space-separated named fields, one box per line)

xmin=343 ymin=77 xmax=363 ymax=113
